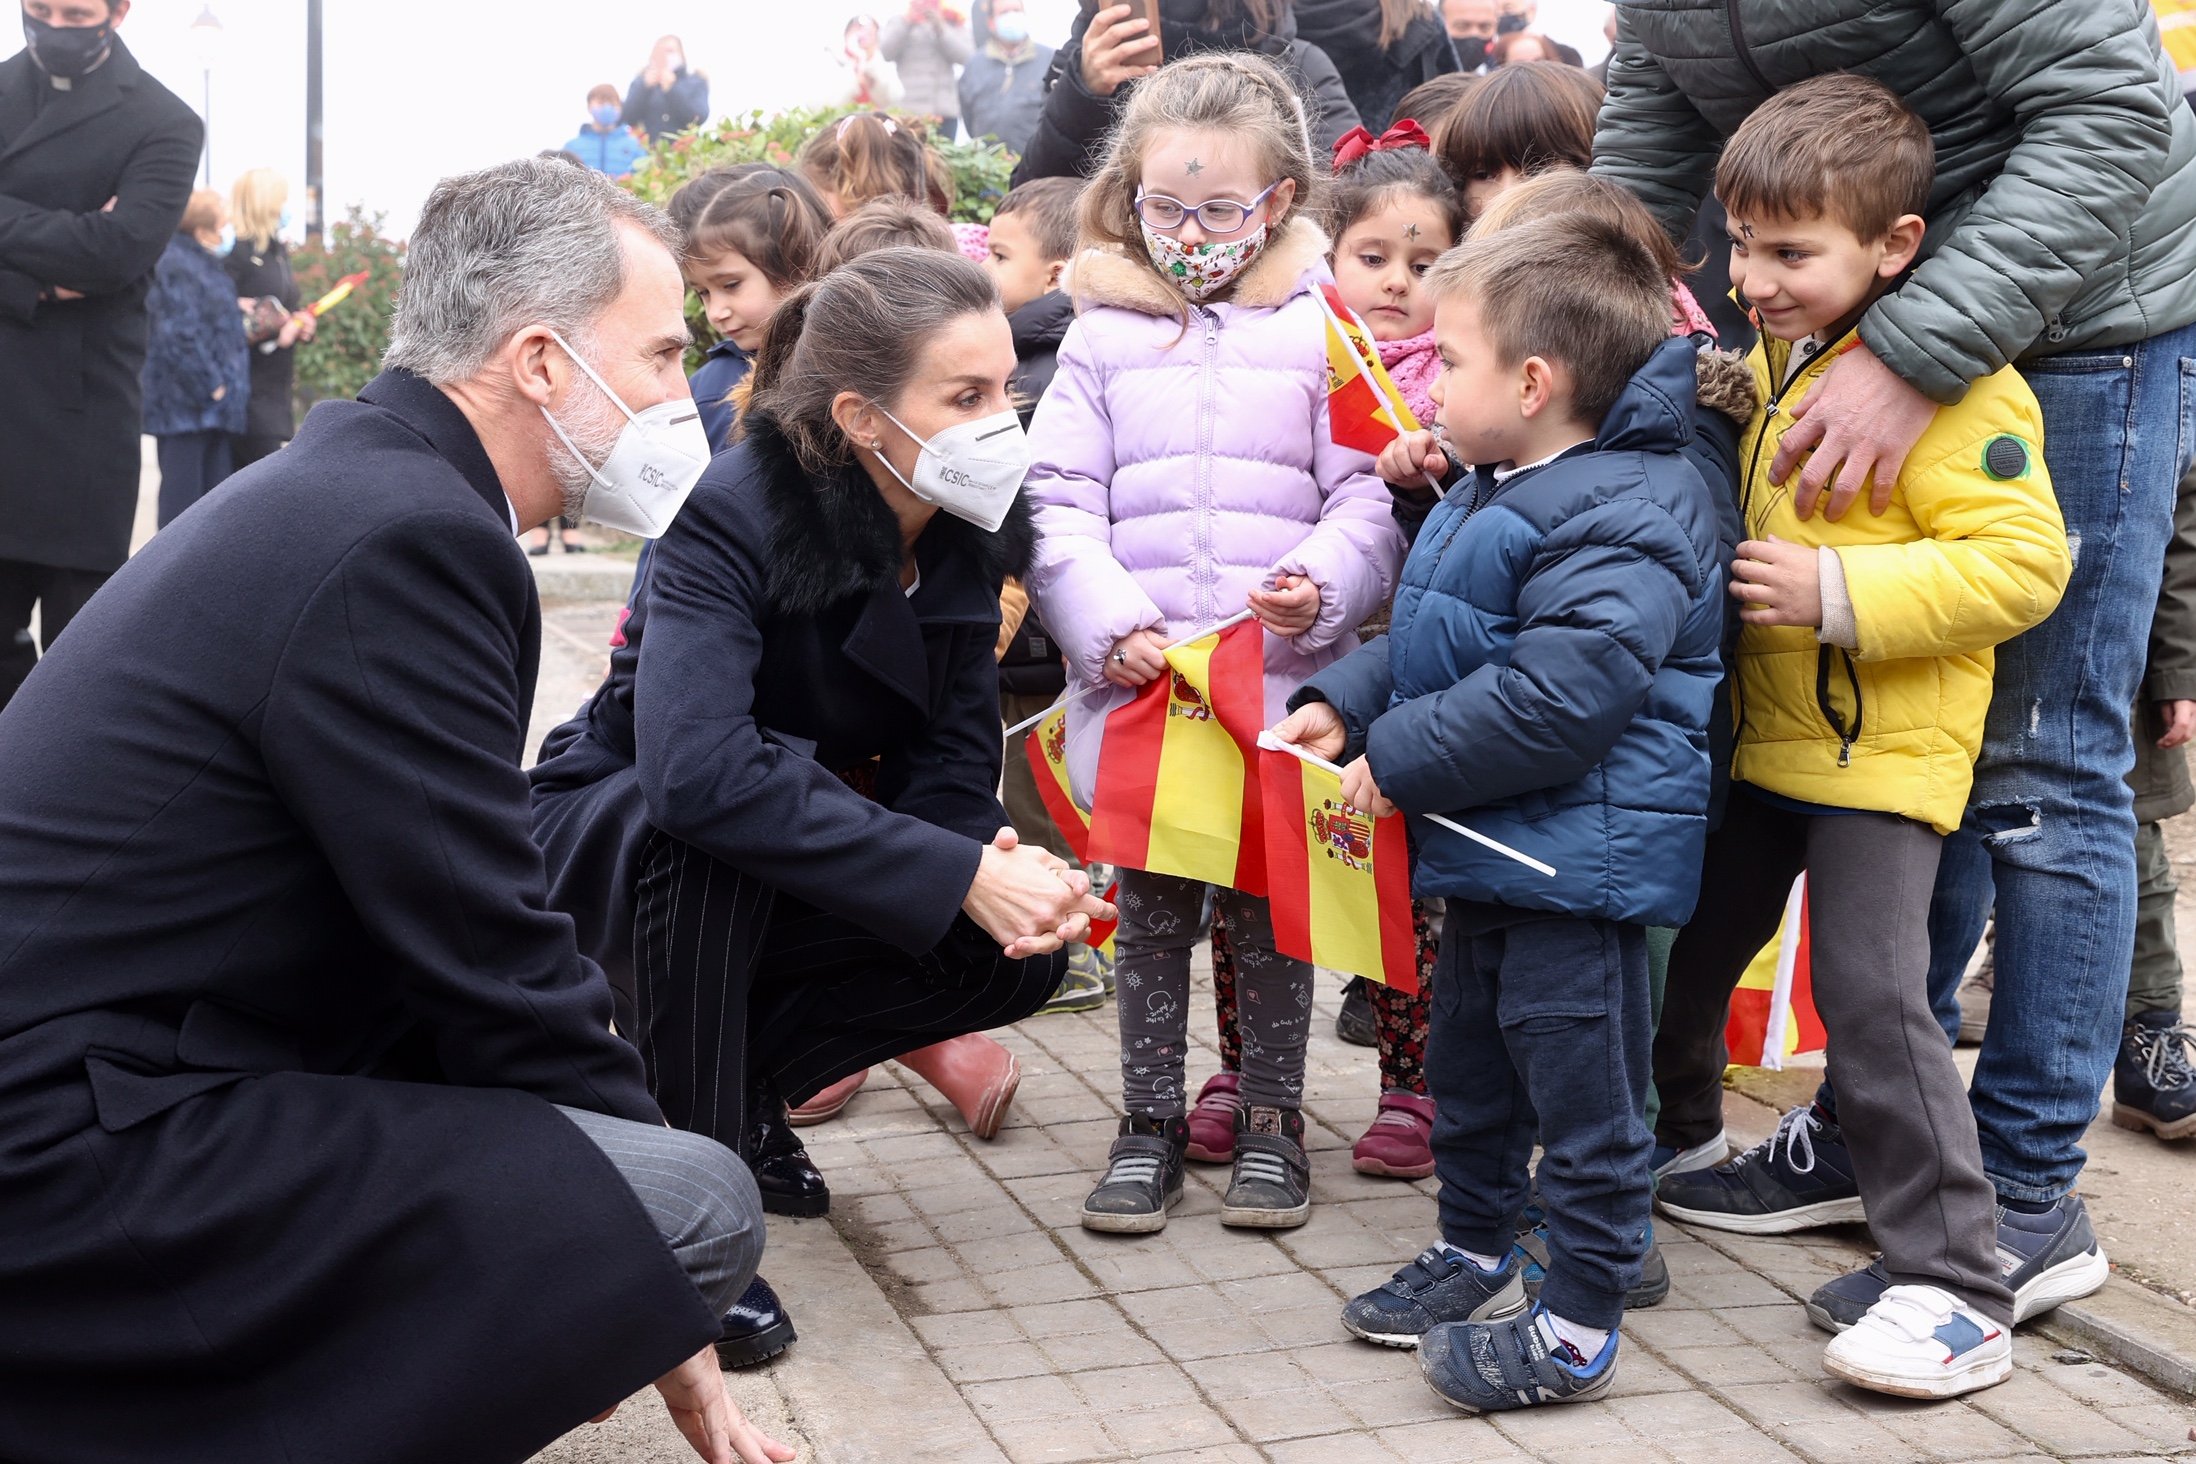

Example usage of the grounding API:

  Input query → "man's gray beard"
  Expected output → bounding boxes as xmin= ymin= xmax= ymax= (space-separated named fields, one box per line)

xmin=546 ymin=386 xmax=625 ymax=526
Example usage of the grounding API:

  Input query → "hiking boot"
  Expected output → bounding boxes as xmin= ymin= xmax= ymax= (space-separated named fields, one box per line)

xmin=1185 ymin=1070 xmax=1241 ymax=1164
xmin=1220 ymin=1104 xmax=1311 ymax=1228
xmin=1335 ymin=975 xmax=1377 ymax=1046
xmin=1650 ymin=1129 xmax=1728 ymax=1179
xmin=1654 ymin=1104 xmax=1864 ymax=1234
xmin=1417 ymin=1305 xmax=1620 ymax=1413
xmin=1804 ymin=1192 xmax=2109 ymax=1332
xmin=1081 ymin=1114 xmax=1189 ymax=1233
xmin=1956 ymin=929 xmax=1995 ymax=1046
xmin=1822 ymin=1285 xmax=2010 ymax=1399
xmin=2113 ymin=1010 xmax=2196 ymax=1140
xmin=1352 ymin=1090 xmax=1435 ymax=1178
xmin=1341 ymin=1244 xmax=1529 ymax=1347
xmin=1036 ymin=950 xmax=1109 ymax=1015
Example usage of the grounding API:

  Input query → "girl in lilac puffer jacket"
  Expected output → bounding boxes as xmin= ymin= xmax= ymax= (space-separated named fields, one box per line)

xmin=1026 ymin=53 xmax=1404 ymax=1238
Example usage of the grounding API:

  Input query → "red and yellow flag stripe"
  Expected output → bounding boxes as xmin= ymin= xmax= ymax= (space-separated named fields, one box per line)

xmin=1024 ymin=704 xmax=1092 ymax=863
xmin=1086 ymin=619 xmax=1267 ymax=894
xmin=1259 ymin=747 xmax=1418 ymax=992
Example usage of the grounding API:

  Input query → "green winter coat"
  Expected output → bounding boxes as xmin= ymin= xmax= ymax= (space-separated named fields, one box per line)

xmin=1592 ymin=0 xmax=2196 ymax=405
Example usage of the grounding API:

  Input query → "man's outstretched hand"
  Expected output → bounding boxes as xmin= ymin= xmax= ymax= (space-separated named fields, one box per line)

xmin=634 ymin=1344 xmax=797 ymax=1463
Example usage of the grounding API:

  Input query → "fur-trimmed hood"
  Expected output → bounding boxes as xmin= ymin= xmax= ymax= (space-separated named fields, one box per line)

xmin=1064 ymin=215 xmax=1332 ymax=318
xmin=741 ymin=406 xmax=1036 ymax=619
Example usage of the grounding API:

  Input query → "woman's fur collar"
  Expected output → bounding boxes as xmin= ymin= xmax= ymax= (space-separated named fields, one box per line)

xmin=742 ymin=408 xmax=1036 ymax=618
xmin=1065 ymin=215 xmax=1331 ymax=317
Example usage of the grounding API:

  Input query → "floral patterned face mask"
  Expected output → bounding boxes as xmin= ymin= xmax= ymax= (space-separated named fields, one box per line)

xmin=1140 ymin=220 xmax=1269 ymax=303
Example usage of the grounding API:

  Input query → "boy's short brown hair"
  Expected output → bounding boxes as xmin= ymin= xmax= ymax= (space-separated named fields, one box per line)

xmin=1425 ymin=212 xmax=1671 ymax=428
xmin=586 ymin=83 xmax=620 ymax=107
xmin=992 ymin=176 xmax=1082 ymax=264
xmin=815 ymin=196 xmax=956 ymax=274
xmin=1716 ymin=73 xmax=1934 ymax=240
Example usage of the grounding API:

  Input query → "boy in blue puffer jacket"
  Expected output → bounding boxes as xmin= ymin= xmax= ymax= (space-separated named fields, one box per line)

xmin=1275 ymin=213 xmax=1723 ymax=1412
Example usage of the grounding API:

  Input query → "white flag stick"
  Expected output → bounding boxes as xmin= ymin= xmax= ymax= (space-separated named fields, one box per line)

xmin=1759 ymin=873 xmax=1808 ymax=1072
xmin=1257 ymin=731 xmax=1556 ymax=878
xmin=1001 ymin=608 xmax=1260 ymax=739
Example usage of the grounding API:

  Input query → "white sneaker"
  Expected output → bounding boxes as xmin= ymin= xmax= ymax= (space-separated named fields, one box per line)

xmin=1822 ymin=1285 xmax=2011 ymax=1400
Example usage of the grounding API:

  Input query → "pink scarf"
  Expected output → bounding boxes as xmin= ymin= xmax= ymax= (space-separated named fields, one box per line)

xmin=1375 ymin=328 xmax=1441 ymax=427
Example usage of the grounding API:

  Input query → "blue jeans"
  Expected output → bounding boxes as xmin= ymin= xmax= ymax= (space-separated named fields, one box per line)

xmin=1817 ymin=321 xmax=2196 ymax=1202
xmin=1431 ymin=908 xmax=1652 ymax=1329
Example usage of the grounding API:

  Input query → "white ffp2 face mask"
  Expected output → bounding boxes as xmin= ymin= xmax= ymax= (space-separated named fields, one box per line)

xmin=540 ymin=329 xmax=711 ymax=539
xmin=873 ymin=406 xmax=1031 ymax=533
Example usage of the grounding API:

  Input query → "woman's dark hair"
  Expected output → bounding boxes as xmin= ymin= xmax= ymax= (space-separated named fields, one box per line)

xmin=1326 ymin=145 xmax=1464 ymax=252
xmin=744 ymin=247 xmax=1001 ymax=473
xmin=683 ymin=165 xmax=833 ymax=288
xmin=798 ymin=111 xmax=952 ymax=216
xmin=1390 ymin=71 xmax=1480 ymax=137
xmin=814 ymin=196 xmax=957 ymax=274
xmin=1434 ymin=61 xmax=1603 ymax=190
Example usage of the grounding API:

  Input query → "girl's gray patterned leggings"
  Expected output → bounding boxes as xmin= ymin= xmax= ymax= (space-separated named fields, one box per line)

xmin=1114 ymin=869 xmax=1312 ymax=1118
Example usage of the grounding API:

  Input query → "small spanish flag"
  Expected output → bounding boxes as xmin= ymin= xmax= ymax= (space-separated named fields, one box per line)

xmin=1316 ymin=281 xmax=1421 ymax=455
xmin=1258 ymin=745 xmax=1418 ymax=992
xmin=1725 ymin=876 xmax=1827 ymax=1069
xmin=1086 ymin=619 xmax=1267 ymax=894
xmin=1024 ymin=704 xmax=1092 ymax=863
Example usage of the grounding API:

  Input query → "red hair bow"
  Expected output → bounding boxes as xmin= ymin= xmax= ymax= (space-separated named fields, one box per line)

xmin=1330 ymin=120 xmax=1432 ymax=169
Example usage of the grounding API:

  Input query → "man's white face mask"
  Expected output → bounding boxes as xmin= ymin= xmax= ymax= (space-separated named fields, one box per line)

xmin=539 ymin=329 xmax=710 ymax=539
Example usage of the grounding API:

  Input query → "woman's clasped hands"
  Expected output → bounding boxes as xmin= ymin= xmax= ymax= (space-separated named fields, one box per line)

xmin=964 ymin=827 xmax=1116 ymax=958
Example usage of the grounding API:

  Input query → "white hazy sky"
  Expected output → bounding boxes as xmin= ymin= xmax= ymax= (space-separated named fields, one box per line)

xmin=105 ymin=0 xmax=1612 ymax=241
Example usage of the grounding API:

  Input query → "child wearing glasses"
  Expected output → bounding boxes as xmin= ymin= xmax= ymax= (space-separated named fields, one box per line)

xmin=1026 ymin=52 xmax=1402 ymax=1235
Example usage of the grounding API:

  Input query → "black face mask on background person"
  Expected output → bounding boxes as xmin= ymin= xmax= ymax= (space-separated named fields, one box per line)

xmin=1453 ymin=34 xmax=1490 ymax=68
xmin=1495 ymin=9 xmax=1528 ymax=33
xmin=23 ymin=13 xmax=113 ymax=78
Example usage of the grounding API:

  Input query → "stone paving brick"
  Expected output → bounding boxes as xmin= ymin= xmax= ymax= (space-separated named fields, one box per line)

xmin=533 ymin=962 xmax=2196 ymax=1462
xmin=1102 ymin=1402 xmax=1242 ymax=1454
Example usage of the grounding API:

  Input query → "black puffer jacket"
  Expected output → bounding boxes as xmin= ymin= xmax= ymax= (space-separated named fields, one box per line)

xmin=1009 ymin=0 xmax=1363 ymax=185
xmin=1593 ymin=0 xmax=2196 ymax=404
xmin=1290 ymin=0 xmax=1458 ymax=132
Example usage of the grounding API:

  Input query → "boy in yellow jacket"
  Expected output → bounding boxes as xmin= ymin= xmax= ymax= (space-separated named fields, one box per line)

xmin=1648 ymin=75 xmax=2071 ymax=1400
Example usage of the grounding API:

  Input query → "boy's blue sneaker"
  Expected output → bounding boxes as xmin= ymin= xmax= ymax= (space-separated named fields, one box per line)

xmin=1805 ymin=1192 xmax=2109 ymax=1332
xmin=1655 ymin=1104 xmax=1865 ymax=1234
xmin=1341 ymin=1245 xmax=1528 ymax=1347
xmin=1510 ymin=1207 xmax=1668 ymax=1310
xmin=1417 ymin=1305 xmax=1620 ymax=1413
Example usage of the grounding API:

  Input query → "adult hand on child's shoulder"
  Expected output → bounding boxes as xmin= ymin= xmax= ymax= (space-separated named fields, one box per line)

xmin=1273 ymin=701 xmax=1347 ymax=763
xmin=1771 ymin=345 xmax=1938 ymax=522
xmin=1340 ymin=756 xmax=1397 ymax=820
xmin=1729 ymin=536 xmax=1823 ymax=628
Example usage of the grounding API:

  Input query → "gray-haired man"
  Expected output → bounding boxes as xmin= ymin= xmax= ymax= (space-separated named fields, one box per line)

xmin=0 ymin=157 xmax=789 ymax=1464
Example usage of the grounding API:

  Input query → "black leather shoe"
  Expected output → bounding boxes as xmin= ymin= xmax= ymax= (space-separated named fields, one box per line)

xmin=749 ymin=1087 xmax=830 ymax=1217
xmin=715 ymin=1275 xmax=797 ymax=1369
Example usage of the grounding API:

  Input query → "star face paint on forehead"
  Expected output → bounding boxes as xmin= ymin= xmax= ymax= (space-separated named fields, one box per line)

xmin=1185 ymin=158 xmax=1204 ymax=176
xmin=1740 ymin=220 xmax=1755 ymax=240
xmin=1405 ymin=223 xmax=1421 ymax=240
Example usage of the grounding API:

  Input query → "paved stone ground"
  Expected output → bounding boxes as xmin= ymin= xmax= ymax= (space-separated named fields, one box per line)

xmin=523 ymin=584 xmax=2196 ymax=1464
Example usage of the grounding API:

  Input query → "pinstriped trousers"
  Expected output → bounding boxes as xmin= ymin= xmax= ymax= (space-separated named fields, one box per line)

xmin=552 ymin=1104 xmax=763 ymax=1318
xmin=631 ymin=830 xmax=1063 ymax=1151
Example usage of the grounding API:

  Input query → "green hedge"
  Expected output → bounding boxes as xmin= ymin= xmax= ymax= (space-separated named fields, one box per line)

xmin=289 ymin=207 xmax=406 ymax=413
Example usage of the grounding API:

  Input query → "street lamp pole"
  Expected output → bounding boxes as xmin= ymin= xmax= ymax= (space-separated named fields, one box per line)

xmin=188 ymin=5 xmax=222 ymax=188
xmin=306 ymin=0 xmax=324 ymax=242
